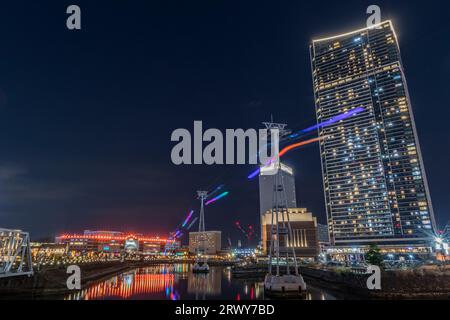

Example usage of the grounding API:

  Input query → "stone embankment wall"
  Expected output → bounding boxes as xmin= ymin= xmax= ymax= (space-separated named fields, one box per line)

xmin=300 ymin=266 xmax=450 ymax=298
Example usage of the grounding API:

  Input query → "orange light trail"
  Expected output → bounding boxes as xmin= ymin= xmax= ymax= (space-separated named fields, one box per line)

xmin=247 ymin=136 xmax=326 ymax=179
xmin=278 ymin=136 xmax=325 ymax=157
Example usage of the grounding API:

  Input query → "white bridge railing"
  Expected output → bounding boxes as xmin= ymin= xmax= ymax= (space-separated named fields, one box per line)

xmin=0 ymin=228 xmax=33 ymax=278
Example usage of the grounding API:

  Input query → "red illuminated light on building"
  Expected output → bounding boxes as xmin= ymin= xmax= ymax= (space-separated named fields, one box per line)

xmin=57 ymin=234 xmax=166 ymax=243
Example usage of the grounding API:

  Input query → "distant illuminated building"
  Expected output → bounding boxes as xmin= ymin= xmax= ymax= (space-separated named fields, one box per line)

xmin=31 ymin=242 xmax=67 ymax=259
xmin=83 ymin=230 xmax=123 ymax=237
xmin=310 ymin=21 xmax=435 ymax=246
xmin=164 ymin=240 xmax=181 ymax=253
xmin=56 ymin=230 xmax=166 ymax=255
xmin=232 ymin=248 xmax=256 ymax=258
xmin=188 ymin=231 xmax=221 ymax=255
xmin=317 ymin=223 xmax=331 ymax=252
xmin=124 ymin=236 xmax=139 ymax=252
xmin=261 ymin=208 xmax=319 ymax=258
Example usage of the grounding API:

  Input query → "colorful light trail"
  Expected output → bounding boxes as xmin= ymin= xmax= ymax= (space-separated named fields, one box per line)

xmin=186 ymin=217 xmax=198 ymax=230
xmin=288 ymin=107 xmax=364 ymax=139
xmin=169 ymin=108 xmax=365 ymax=241
xmin=247 ymin=136 xmax=325 ymax=179
xmin=206 ymin=184 xmax=225 ymax=199
xmin=235 ymin=221 xmax=250 ymax=239
xmin=248 ymin=107 xmax=365 ymax=179
xmin=205 ymin=191 xmax=229 ymax=206
xmin=181 ymin=210 xmax=194 ymax=228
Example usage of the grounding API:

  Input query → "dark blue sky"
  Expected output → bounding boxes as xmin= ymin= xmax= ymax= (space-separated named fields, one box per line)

xmin=0 ymin=0 xmax=449 ymax=242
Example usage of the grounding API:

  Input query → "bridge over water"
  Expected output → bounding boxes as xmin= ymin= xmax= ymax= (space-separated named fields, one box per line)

xmin=0 ymin=228 xmax=33 ymax=279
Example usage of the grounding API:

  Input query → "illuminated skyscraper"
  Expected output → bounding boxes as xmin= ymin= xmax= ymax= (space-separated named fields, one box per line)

xmin=310 ymin=21 xmax=435 ymax=246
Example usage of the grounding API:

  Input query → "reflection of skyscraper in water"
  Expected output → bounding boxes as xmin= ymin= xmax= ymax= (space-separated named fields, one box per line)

xmin=259 ymin=162 xmax=297 ymax=238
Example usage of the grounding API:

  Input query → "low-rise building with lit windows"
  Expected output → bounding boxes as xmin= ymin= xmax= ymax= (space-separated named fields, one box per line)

xmin=30 ymin=242 xmax=67 ymax=259
xmin=261 ymin=208 xmax=320 ymax=259
xmin=56 ymin=230 xmax=167 ymax=255
xmin=189 ymin=231 xmax=221 ymax=255
xmin=325 ymin=244 xmax=433 ymax=262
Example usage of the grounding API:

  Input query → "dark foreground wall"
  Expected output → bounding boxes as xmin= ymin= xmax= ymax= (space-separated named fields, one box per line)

xmin=299 ymin=266 xmax=450 ymax=299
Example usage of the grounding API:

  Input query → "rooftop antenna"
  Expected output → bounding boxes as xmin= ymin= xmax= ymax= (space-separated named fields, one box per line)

xmin=262 ymin=116 xmax=292 ymax=138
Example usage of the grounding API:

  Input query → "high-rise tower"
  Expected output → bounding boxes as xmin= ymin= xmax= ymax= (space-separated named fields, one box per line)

xmin=310 ymin=21 xmax=435 ymax=246
xmin=259 ymin=162 xmax=297 ymax=217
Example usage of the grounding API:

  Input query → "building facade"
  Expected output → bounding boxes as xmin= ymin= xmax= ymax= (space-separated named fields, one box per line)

xmin=189 ymin=231 xmax=221 ymax=255
xmin=317 ymin=223 xmax=331 ymax=252
xmin=310 ymin=21 xmax=435 ymax=247
xmin=31 ymin=242 xmax=67 ymax=258
xmin=56 ymin=230 xmax=167 ymax=255
xmin=261 ymin=208 xmax=319 ymax=258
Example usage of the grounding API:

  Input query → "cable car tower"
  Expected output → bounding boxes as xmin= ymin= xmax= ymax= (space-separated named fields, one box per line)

xmin=192 ymin=190 xmax=210 ymax=273
xmin=262 ymin=121 xmax=306 ymax=297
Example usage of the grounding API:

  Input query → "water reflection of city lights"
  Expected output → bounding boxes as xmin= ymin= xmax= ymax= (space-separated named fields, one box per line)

xmin=66 ymin=266 xmax=175 ymax=300
xmin=64 ymin=265 xmax=336 ymax=300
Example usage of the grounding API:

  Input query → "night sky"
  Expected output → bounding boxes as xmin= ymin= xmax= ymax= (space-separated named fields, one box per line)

xmin=0 ymin=1 xmax=449 ymax=243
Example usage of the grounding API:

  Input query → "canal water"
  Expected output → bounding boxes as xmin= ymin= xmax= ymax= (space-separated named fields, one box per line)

xmin=65 ymin=264 xmax=337 ymax=300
